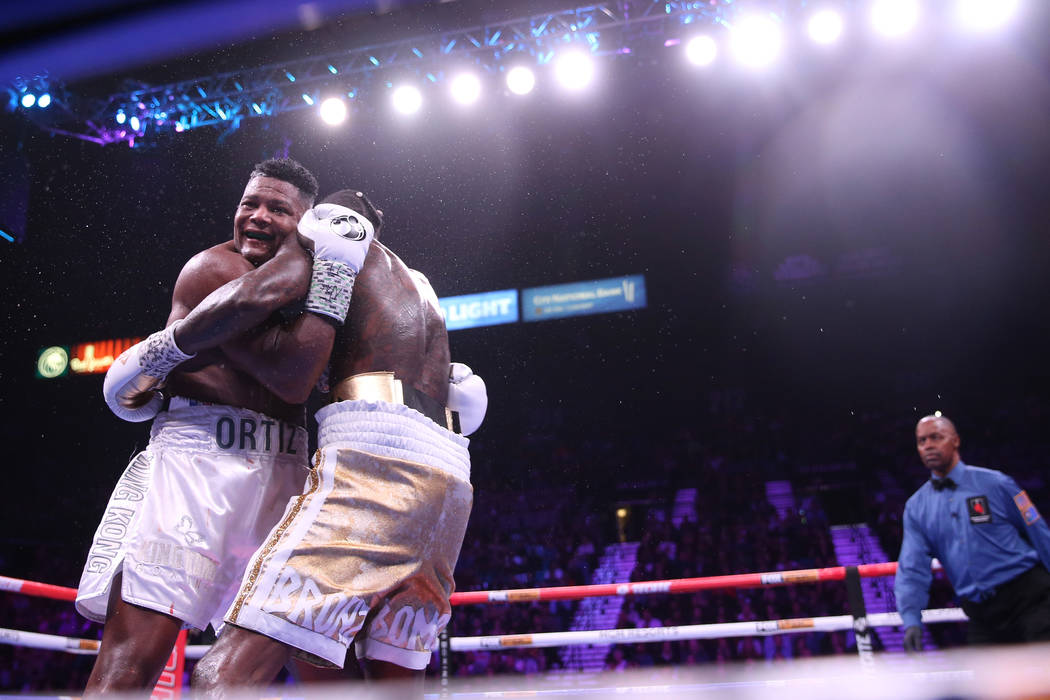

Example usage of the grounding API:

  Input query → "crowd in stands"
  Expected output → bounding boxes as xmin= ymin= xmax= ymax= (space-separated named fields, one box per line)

xmin=597 ymin=484 xmax=851 ymax=671
xmin=4 ymin=396 xmax=1047 ymax=690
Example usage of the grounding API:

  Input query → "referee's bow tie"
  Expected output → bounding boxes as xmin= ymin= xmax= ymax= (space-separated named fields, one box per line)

xmin=931 ymin=477 xmax=957 ymax=491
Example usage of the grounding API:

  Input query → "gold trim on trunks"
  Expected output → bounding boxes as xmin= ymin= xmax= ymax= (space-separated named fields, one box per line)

xmin=228 ymin=452 xmax=323 ymax=623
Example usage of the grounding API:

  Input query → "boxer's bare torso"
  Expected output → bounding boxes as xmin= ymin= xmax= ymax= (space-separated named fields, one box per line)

xmin=165 ymin=242 xmax=306 ymax=425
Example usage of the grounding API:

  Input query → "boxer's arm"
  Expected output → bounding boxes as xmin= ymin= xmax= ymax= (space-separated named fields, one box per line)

xmin=171 ymin=240 xmax=311 ymax=354
xmin=213 ymin=204 xmax=378 ymax=402
xmin=103 ymin=244 xmax=251 ymax=420
xmin=220 ymin=313 xmax=337 ymax=404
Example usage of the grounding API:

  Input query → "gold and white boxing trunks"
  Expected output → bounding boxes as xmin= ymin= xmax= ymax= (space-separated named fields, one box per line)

xmin=226 ymin=399 xmax=473 ymax=670
xmin=76 ymin=398 xmax=310 ymax=631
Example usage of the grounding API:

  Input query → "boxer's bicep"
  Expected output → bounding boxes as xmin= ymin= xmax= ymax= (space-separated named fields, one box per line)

xmin=221 ymin=313 xmax=337 ymax=404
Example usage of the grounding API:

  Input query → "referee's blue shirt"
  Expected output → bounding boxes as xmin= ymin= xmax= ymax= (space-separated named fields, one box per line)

xmin=894 ymin=461 xmax=1050 ymax=629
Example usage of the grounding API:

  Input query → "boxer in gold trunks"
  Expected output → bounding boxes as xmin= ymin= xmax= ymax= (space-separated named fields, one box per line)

xmin=154 ymin=189 xmax=486 ymax=692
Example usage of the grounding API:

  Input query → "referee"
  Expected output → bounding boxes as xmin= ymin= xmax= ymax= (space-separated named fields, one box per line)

xmin=894 ymin=414 xmax=1050 ymax=651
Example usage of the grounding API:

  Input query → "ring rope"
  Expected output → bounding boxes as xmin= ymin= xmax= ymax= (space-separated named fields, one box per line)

xmin=0 ymin=608 xmax=967 ymax=658
xmin=0 ymin=575 xmax=77 ymax=602
xmin=1 ymin=560 xmax=941 ymax=606
xmin=448 ymin=608 xmax=968 ymax=651
xmin=448 ymin=563 xmax=909 ymax=605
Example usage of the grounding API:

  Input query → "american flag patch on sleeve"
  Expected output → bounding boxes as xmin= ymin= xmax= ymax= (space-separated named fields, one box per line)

xmin=1014 ymin=490 xmax=1042 ymax=526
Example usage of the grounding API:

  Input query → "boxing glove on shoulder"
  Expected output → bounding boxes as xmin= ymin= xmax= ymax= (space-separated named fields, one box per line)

xmin=298 ymin=203 xmax=375 ymax=323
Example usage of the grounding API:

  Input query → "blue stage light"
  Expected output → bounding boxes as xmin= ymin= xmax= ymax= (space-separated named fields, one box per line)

xmin=37 ymin=94 xmax=52 ymax=108
xmin=129 ymin=115 xmax=141 ymax=131
xmin=21 ymin=93 xmax=36 ymax=108
xmin=116 ymin=110 xmax=126 ymax=124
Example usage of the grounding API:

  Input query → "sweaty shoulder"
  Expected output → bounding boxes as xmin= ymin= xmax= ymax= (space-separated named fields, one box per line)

xmin=170 ymin=241 xmax=253 ymax=322
xmin=180 ymin=242 xmax=251 ymax=285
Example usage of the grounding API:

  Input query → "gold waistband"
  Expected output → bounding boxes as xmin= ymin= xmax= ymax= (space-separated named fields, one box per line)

xmin=330 ymin=372 xmax=457 ymax=433
xmin=331 ymin=371 xmax=404 ymax=404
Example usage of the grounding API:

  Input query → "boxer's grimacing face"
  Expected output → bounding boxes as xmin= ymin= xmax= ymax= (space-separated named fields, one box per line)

xmin=233 ymin=175 xmax=309 ymax=266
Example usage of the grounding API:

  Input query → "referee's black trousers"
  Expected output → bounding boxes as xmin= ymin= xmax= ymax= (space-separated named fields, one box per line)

xmin=960 ymin=565 xmax=1050 ymax=645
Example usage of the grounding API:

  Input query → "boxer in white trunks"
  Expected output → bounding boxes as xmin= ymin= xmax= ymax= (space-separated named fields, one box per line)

xmin=78 ymin=158 xmax=327 ymax=694
xmin=129 ymin=188 xmax=486 ymax=694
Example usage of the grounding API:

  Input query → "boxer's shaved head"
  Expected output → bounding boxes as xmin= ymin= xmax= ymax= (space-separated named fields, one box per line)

xmin=322 ymin=189 xmax=384 ymax=239
xmin=250 ymin=158 xmax=318 ymax=207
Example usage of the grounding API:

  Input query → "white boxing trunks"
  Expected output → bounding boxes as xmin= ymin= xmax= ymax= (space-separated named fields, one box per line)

xmin=226 ymin=399 xmax=472 ymax=670
xmin=76 ymin=398 xmax=310 ymax=631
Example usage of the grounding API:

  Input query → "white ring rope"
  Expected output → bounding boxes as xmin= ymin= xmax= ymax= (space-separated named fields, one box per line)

xmin=0 ymin=608 xmax=967 ymax=657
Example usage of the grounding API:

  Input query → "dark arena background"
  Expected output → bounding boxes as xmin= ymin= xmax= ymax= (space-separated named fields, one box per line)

xmin=2 ymin=0 xmax=1050 ymax=696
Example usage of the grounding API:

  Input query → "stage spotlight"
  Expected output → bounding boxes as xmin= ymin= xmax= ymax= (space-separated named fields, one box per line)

xmin=129 ymin=115 xmax=140 ymax=131
xmin=116 ymin=110 xmax=126 ymax=125
xmin=685 ymin=36 xmax=718 ymax=66
xmin=554 ymin=50 xmax=595 ymax=91
xmin=37 ymin=93 xmax=51 ymax=108
xmin=319 ymin=97 xmax=347 ymax=125
xmin=392 ymin=85 xmax=422 ymax=115
xmin=956 ymin=0 xmax=1020 ymax=31
xmin=871 ymin=0 xmax=919 ymax=37
xmin=731 ymin=16 xmax=782 ymax=68
xmin=506 ymin=66 xmax=536 ymax=95
xmin=21 ymin=93 xmax=35 ymax=108
xmin=450 ymin=72 xmax=482 ymax=105
xmin=808 ymin=9 xmax=844 ymax=44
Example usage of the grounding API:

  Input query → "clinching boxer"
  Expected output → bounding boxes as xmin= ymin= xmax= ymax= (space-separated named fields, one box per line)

xmin=78 ymin=158 xmax=329 ymax=694
xmin=150 ymin=189 xmax=487 ymax=694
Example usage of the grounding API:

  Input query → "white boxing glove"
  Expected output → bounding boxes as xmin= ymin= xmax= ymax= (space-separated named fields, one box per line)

xmin=448 ymin=362 xmax=487 ymax=436
xmin=298 ymin=202 xmax=375 ymax=270
xmin=298 ymin=203 xmax=375 ymax=323
xmin=102 ymin=321 xmax=195 ymax=422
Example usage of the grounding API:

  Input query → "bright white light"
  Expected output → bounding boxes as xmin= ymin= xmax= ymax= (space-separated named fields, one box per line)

xmin=506 ymin=66 xmax=536 ymax=95
xmin=450 ymin=73 xmax=482 ymax=105
xmin=116 ymin=110 xmax=126 ymax=124
xmin=37 ymin=93 xmax=52 ymax=108
xmin=21 ymin=93 xmax=35 ymax=108
xmin=319 ymin=97 xmax=347 ymax=125
xmin=554 ymin=51 xmax=595 ymax=91
xmin=392 ymin=85 xmax=423 ymax=115
xmin=685 ymin=36 xmax=718 ymax=66
xmin=129 ymin=115 xmax=141 ymax=131
xmin=731 ymin=16 xmax=782 ymax=68
xmin=871 ymin=0 xmax=920 ymax=37
xmin=956 ymin=0 xmax=1020 ymax=31
xmin=808 ymin=9 xmax=844 ymax=44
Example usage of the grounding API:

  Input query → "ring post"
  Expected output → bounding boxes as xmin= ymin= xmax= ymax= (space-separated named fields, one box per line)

xmin=845 ymin=565 xmax=875 ymax=670
xmin=439 ymin=628 xmax=450 ymax=698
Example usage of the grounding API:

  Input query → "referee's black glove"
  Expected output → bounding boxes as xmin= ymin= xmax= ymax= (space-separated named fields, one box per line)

xmin=903 ymin=625 xmax=923 ymax=653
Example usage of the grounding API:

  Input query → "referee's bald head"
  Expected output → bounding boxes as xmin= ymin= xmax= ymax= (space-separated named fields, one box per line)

xmin=917 ymin=414 xmax=957 ymax=437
